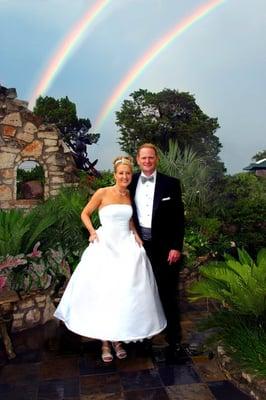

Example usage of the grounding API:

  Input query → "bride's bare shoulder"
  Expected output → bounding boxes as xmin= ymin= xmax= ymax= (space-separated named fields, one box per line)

xmin=96 ymin=186 xmax=114 ymax=198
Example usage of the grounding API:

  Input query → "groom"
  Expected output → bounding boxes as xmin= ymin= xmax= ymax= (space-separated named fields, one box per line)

xmin=129 ymin=143 xmax=185 ymax=358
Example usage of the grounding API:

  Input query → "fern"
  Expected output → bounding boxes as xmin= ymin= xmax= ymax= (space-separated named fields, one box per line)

xmin=188 ymin=247 xmax=266 ymax=318
xmin=253 ymin=248 xmax=266 ymax=283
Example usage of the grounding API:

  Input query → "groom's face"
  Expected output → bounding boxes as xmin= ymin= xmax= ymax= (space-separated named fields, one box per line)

xmin=137 ymin=147 xmax=158 ymax=176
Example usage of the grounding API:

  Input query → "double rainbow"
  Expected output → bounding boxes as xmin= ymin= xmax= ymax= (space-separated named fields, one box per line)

xmin=95 ymin=0 xmax=226 ymax=129
xmin=29 ymin=0 xmax=227 ymax=125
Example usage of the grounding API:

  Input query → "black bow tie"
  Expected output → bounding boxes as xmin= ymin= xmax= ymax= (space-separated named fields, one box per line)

xmin=141 ymin=175 xmax=154 ymax=184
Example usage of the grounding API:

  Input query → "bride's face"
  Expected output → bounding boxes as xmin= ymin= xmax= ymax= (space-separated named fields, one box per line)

xmin=114 ymin=164 xmax=132 ymax=188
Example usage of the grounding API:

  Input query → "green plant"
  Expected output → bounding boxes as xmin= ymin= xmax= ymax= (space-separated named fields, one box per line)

xmin=0 ymin=186 xmax=99 ymax=273
xmin=189 ymin=248 xmax=266 ymax=378
xmin=195 ymin=217 xmax=221 ymax=239
xmin=0 ymin=242 xmax=70 ymax=293
xmin=182 ymin=243 xmax=198 ymax=269
xmin=0 ymin=208 xmax=57 ymax=257
xmin=212 ymin=173 xmax=266 ymax=256
xmin=184 ymin=227 xmax=210 ymax=256
xmin=200 ymin=311 xmax=266 ymax=378
xmin=158 ymin=141 xmax=213 ymax=213
xmin=222 ymin=318 xmax=266 ymax=377
xmin=37 ymin=186 xmax=99 ymax=265
xmin=188 ymin=247 xmax=266 ymax=318
xmin=90 ymin=170 xmax=114 ymax=190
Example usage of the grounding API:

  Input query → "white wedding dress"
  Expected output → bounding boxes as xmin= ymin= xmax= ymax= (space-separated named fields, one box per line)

xmin=54 ymin=204 xmax=166 ymax=342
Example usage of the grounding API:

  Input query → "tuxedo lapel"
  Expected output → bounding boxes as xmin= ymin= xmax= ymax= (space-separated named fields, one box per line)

xmin=130 ymin=172 xmax=141 ymax=198
xmin=152 ymin=172 xmax=164 ymax=218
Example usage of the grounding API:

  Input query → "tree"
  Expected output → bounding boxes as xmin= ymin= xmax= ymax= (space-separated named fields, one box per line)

xmin=212 ymin=173 xmax=266 ymax=255
xmin=116 ymin=88 xmax=225 ymax=176
xmin=252 ymin=149 xmax=266 ymax=162
xmin=34 ymin=96 xmax=100 ymax=175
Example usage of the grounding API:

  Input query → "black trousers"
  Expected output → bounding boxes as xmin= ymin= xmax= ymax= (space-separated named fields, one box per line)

xmin=143 ymin=240 xmax=182 ymax=346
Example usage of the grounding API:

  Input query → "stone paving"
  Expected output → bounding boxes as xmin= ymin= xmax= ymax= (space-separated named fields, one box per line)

xmin=0 ymin=300 xmax=253 ymax=400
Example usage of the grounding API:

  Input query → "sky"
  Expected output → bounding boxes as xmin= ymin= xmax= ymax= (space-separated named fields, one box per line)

xmin=1 ymin=0 xmax=265 ymax=174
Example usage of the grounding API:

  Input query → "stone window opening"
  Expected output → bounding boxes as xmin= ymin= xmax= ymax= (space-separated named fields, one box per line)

xmin=16 ymin=160 xmax=44 ymax=201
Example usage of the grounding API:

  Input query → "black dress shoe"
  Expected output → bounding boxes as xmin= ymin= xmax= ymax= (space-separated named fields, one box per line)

xmin=141 ymin=339 xmax=153 ymax=354
xmin=165 ymin=344 xmax=189 ymax=363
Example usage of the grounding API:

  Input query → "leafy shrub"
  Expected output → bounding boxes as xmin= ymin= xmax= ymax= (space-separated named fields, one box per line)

xmin=200 ymin=311 xmax=266 ymax=378
xmin=184 ymin=227 xmax=210 ymax=256
xmin=0 ymin=243 xmax=70 ymax=293
xmin=188 ymin=247 xmax=266 ymax=318
xmin=212 ymin=173 xmax=266 ymax=256
xmin=36 ymin=186 xmax=97 ymax=267
xmin=0 ymin=208 xmax=57 ymax=257
xmin=90 ymin=170 xmax=114 ymax=191
xmin=158 ymin=141 xmax=213 ymax=214
xmin=195 ymin=217 xmax=221 ymax=240
xmin=189 ymin=247 xmax=266 ymax=377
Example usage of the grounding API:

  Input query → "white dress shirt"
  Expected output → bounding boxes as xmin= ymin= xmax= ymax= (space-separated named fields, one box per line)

xmin=134 ymin=171 xmax=156 ymax=228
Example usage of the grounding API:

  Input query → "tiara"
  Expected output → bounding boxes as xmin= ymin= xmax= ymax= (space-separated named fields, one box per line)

xmin=114 ymin=157 xmax=132 ymax=166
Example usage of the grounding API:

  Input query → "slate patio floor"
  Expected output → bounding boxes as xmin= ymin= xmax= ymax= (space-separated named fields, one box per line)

xmin=0 ymin=299 xmax=253 ymax=399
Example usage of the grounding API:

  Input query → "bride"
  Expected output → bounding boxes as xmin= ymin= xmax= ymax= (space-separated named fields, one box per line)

xmin=54 ymin=156 xmax=166 ymax=362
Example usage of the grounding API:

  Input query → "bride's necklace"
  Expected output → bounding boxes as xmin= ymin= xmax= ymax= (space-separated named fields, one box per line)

xmin=114 ymin=186 xmax=128 ymax=197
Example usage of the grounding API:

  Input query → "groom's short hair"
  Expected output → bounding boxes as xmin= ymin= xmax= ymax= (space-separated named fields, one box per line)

xmin=137 ymin=143 xmax=158 ymax=157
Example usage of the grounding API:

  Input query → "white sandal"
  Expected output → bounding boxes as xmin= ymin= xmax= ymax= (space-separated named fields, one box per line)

xmin=101 ymin=344 xmax=113 ymax=363
xmin=112 ymin=342 xmax=127 ymax=359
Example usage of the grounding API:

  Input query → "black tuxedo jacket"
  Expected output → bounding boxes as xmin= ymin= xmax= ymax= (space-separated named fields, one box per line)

xmin=129 ymin=172 xmax=185 ymax=253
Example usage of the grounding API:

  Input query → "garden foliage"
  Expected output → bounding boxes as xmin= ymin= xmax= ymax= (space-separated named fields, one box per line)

xmin=188 ymin=248 xmax=266 ymax=377
xmin=0 ymin=208 xmax=56 ymax=257
xmin=189 ymin=248 xmax=266 ymax=317
xmin=0 ymin=242 xmax=70 ymax=293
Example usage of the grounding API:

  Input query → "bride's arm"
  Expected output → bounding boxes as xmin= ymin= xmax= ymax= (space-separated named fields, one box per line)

xmin=81 ymin=189 xmax=103 ymax=242
xmin=129 ymin=218 xmax=143 ymax=247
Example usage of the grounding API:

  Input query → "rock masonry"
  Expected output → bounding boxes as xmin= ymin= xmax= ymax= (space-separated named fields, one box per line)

xmin=0 ymin=86 xmax=79 ymax=209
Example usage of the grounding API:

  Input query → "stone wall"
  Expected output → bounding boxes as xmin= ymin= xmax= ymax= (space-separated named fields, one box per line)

xmin=11 ymin=288 xmax=56 ymax=332
xmin=0 ymin=288 xmax=56 ymax=333
xmin=0 ymin=86 xmax=79 ymax=209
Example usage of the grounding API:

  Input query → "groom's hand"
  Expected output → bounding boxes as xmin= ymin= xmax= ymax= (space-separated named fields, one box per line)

xmin=167 ymin=249 xmax=181 ymax=265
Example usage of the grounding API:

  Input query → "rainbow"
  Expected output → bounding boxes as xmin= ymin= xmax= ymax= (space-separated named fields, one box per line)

xmin=95 ymin=0 xmax=226 ymax=129
xmin=28 ymin=0 xmax=111 ymax=109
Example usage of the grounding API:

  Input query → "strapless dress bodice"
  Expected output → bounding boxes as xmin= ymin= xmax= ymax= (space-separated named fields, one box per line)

xmin=99 ymin=204 xmax=132 ymax=235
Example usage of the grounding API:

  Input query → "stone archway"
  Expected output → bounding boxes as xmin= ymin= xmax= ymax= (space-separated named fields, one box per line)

xmin=0 ymin=86 xmax=79 ymax=209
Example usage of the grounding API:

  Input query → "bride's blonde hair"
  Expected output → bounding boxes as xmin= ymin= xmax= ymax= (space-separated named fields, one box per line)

xmin=113 ymin=156 xmax=133 ymax=172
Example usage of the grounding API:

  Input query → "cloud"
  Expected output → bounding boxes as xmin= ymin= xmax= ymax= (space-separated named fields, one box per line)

xmin=2 ymin=0 xmax=266 ymax=174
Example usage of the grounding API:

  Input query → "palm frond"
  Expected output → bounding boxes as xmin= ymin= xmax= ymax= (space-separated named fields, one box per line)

xmin=188 ymin=247 xmax=266 ymax=318
xmin=38 ymin=187 xmax=92 ymax=255
xmin=24 ymin=211 xmax=58 ymax=253
xmin=158 ymin=140 xmax=212 ymax=210
xmin=0 ymin=210 xmax=30 ymax=256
